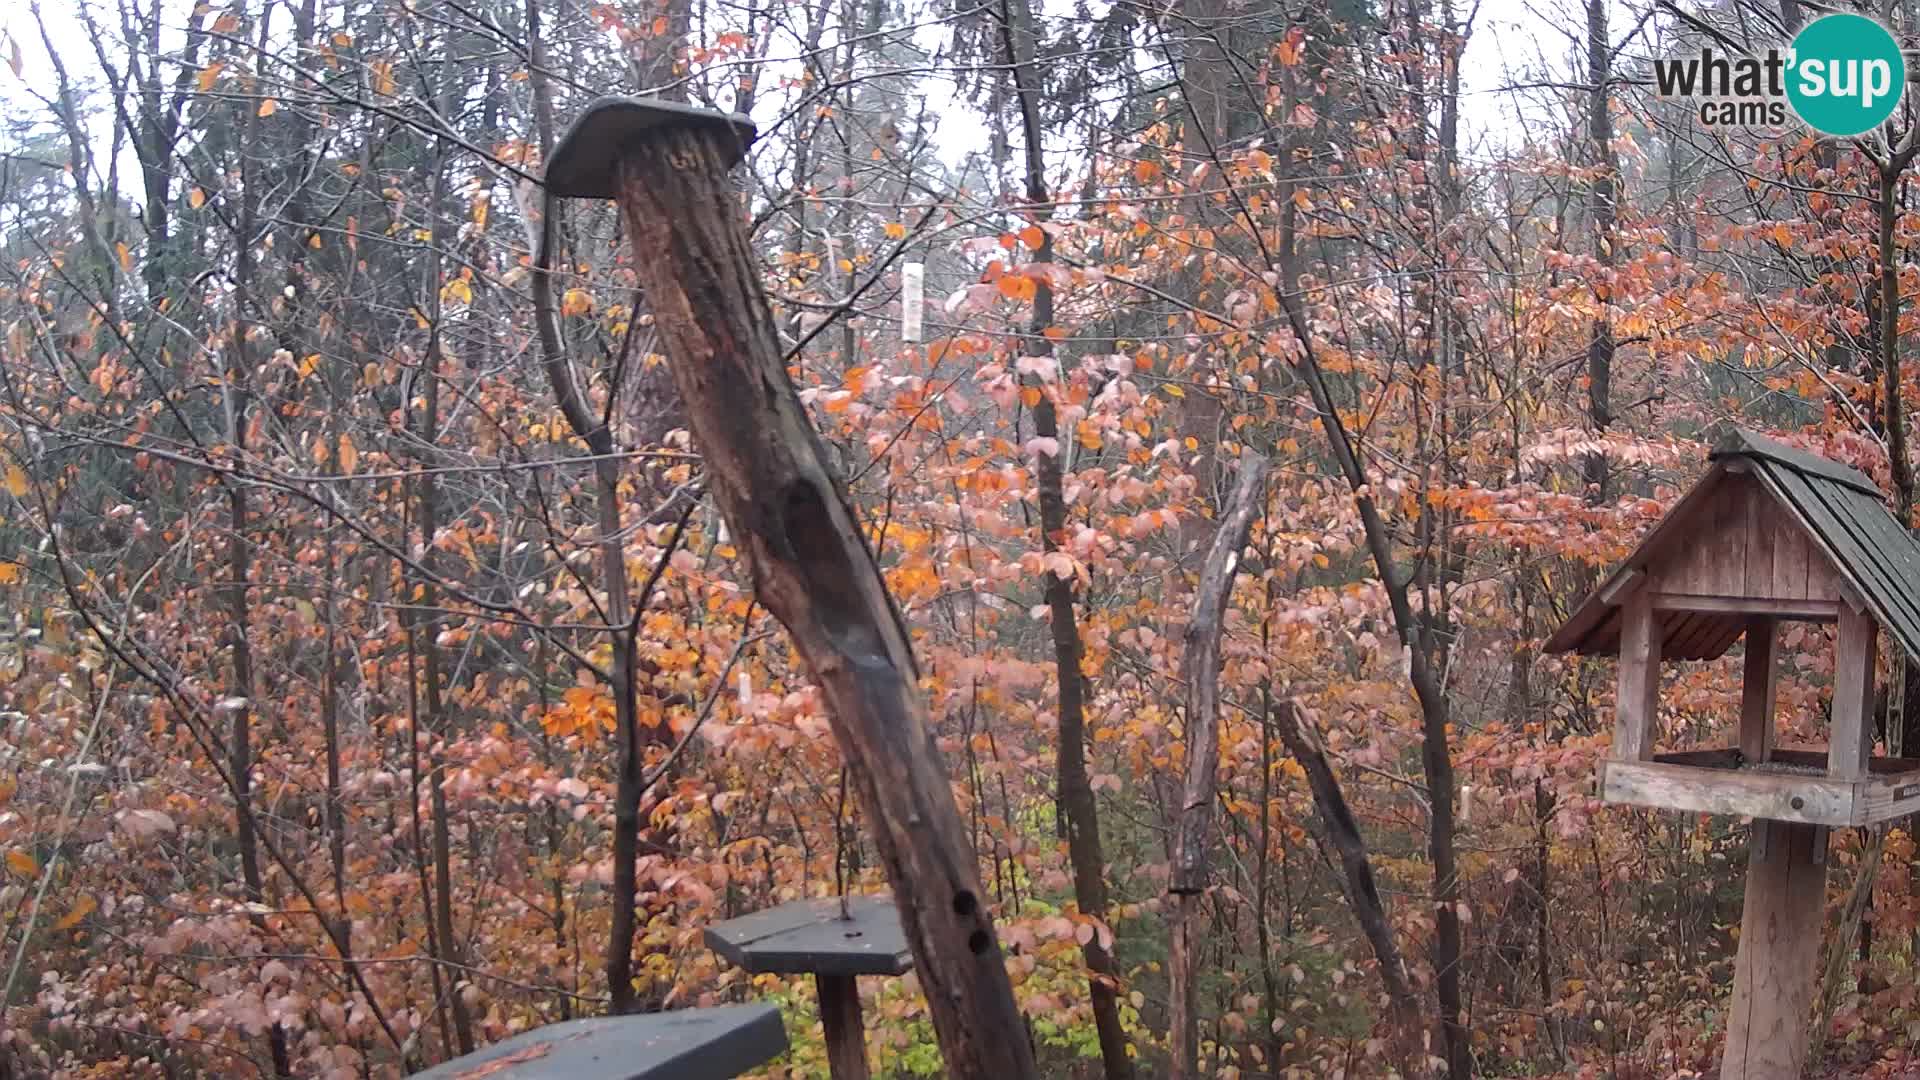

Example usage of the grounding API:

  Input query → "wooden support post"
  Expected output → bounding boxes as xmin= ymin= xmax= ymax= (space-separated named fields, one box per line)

xmin=817 ymin=974 xmax=870 ymax=1080
xmin=1613 ymin=586 xmax=1660 ymax=761
xmin=554 ymin=103 xmax=1037 ymax=1078
xmin=1722 ymin=820 xmax=1828 ymax=1079
xmin=1741 ymin=618 xmax=1778 ymax=763
xmin=1831 ymin=605 xmax=1878 ymax=779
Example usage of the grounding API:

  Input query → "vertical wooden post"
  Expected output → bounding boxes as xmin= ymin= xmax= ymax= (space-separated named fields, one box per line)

xmin=816 ymin=974 xmax=870 ymax=1080
xmin=1740 ymin=618 xmax=1778 ymax=763
xmin=1613 ymin=587 xmax=1660 ymax=761
xmin=1722 ymin=820 xmax=1828 ymax=1079
xmin=1831 ymin=605 xmax=1878 ymax=779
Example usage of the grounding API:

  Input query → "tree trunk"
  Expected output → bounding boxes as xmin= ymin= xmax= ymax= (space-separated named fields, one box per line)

xmin=1166 ymin=452 xmax=1269 ymax=1078
xmin=605 ymin=125 xmax=1038 ymax=1080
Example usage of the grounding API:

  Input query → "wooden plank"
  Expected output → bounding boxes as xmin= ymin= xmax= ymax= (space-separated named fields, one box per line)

xmin=1715 ymin=427 xmax=1883 ymax=495
xmin=1745 ymin=476 xmax=1778 ymax=598
xmin=1830 ymin=605 xmax=1878 ymax=779
xmin=1721 ymin=820 xmax=1828 ymax=1080
xmin=1709 ymin=478 xmax=1751 ymax=596
xmin=1774 ymin=468 xmax=1920 ymax=658
xmin=1613 ymin=587 xmax=1660 ymax=761
xmin=817 ymin=974 xmax=872 ymax=1080
xmin=1599 ymin=760 xmax=1856 ymax=826
xmin=1772 ymin=510 xmax=1816 ymax=602
xmin=1742 ymin=618 xmax=1778 ymax=763
xmin=1650 ymin=594 xmax=1839 ymax=621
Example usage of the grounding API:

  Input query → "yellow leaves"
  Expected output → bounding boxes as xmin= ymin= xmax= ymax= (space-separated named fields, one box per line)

xmin=1276 ymin=27 xmax=1305 ymax=66
xmin=257 ymin=97 xmax=278 ymax=117
xmin=4 ymin=464 xmax=26 ymax=498
xmin=196 ymin=62 xmax=224 ymax=92
xmin=54 ymin=893 xmax=95 ymax=931
xmin=1018 ymin=225 xmax=1045 ymax=251
xmin=883 ymin=222 xmax=907 ymax=240
xmin=0 ymin=562 xmax=19 ymax=586
xmin=6 ymin=849 xmax=36 ymax=878
xmin=307 ymin=232 xmax=322 ymax=249
xmin=332 ymin=31 xmax=353 ymax=47
xmin=1020 ymin=386 xmax=1043 ymax=408
xmin=1134 ymin=159 xmax=1160 ymax=184
xmin=370 ymin=59 xmax=395 ymax=97
xmin=651 ymin=15 xmax=671 ymax=35
xmin=338 ymin=435 xmax=359 ymax=474
xmin=1161 ymin=383 xmax=1186 ymax=398
xmin=561 ymin=288 xmax=594 ymax=317
xmin=188 ymin=187 xmax=207 ymax=209
xmin=442 ymin=276 xmax=473 ymax=306
xmin=115 ymin=242 xmax=132 ymax=272
xmin=472 ymin=195 xmax=490 ymax=229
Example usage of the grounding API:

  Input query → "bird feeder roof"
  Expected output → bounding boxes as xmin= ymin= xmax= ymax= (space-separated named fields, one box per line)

xmin=1545 ymin=428 xmax=1920 ymax=664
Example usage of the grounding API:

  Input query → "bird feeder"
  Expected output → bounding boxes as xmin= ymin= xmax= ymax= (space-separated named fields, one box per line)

xmin=1546 ymin=428 xmax=1920 ymax=1078
xmin=706 ymin=896 xmax=913 ymax=1080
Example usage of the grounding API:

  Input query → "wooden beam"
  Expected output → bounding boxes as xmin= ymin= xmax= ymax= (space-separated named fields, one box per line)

xmin=1721 ymin=820 xmax=1828 ymax=1079
xmin=1600 ymin=568 xmax=1646 ymax=606
xmin=1651 ymin=594 xmax=1840 ymax=621
xmin=1613 ymin=586 xmax=1660 ymax=761
xmin=817 ymin=974 xmax=871 ymax=1080
xmin=1741 ymin=618 xmax=1778 ymax=763
xmin=1600 ymin=759 xmax=1856 ymax=826
xmin=1830 ymin=605 xmax=1878 ymax=779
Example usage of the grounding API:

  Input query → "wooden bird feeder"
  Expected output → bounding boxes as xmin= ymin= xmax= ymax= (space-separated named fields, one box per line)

xmin=706 ymin=896 xmax=912 ymax=1080
xmin=1546 ymin=428 xmax=1920 ymax=1078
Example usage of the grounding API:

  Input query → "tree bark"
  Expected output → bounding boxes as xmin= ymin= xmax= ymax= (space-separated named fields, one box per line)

xmin=607 ymin=127 xmax=1037 ymax=1079
xmin=1166 ymin=451 xmax=1269 ymax=1078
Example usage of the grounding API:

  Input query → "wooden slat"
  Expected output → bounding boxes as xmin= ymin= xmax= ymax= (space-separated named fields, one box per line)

xmin=1650 ymin=594 xmax=1839 ymax=620
xmin=1742 ymin=618 xmax=1778 ymax=763
xmin=1600 ymin=759 xmax=1857 ymax=824
xmin=1830 ymin=605 xmax=1878 ymax=779
xmin=1613 ymin=588 xmax=1660 ymax=761
xmin=1675 ymin=612 xmax=1731 ymax=660
xmin=1771 ymin=468 xmax=1920 ymax=661
xmin=1721 ymin=820 xmax=1829 ymax=1079
xmin=1772 ymin=510 xmax=1815 ymax=601
xmin=1745 ymin=475 xmax=1778 ymax=598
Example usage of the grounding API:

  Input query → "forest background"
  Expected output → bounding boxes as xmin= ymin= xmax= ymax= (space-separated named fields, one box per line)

xmin=2 ymin=0 xmax=1918 ymax=1075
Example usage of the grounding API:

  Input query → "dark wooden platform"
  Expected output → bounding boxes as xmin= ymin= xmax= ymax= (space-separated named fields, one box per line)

xmin=705 ymin=895 xmax=912 ymax=977
xmin=411 ymin=1005 xmax=786 ymax=1080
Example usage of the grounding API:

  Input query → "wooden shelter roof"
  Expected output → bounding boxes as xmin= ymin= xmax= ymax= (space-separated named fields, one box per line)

xmin=1544 ymin=429 xmax=1920 ymax=664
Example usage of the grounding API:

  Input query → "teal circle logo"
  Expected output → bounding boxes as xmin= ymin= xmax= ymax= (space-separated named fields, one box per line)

xmin=1787 ymin=14 xmax=1906 ymax=136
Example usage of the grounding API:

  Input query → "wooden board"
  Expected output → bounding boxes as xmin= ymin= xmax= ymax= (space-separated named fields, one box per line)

xmin=1604 ymin=748 xmax=1920 ymax=826
xmin=1600 ymin=759 xmax=1854 ymax=826
xmin=411 ymin=1007 xmax=788 ymax=1080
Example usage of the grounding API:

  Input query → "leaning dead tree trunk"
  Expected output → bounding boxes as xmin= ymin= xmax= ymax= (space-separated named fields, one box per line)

xmin=544 ymin=100 xmax=1038 ymax=1079
xmin=1270 ymin=702 xmax=1425 ymax=1070
xmin=1166 ymin=450 xmax=1268 ymax=1078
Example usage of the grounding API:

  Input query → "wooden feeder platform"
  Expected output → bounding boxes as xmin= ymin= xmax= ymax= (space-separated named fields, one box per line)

xmin=705 ymin=895 xmax=912 ymax=978
xmin=1603 ymin=746 xmax=1920 ymax=827
xmin=410 ymin=1005 xmax=787 ymax=1080
xmin=705 ymin=896 xmax=911 ymax=1080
